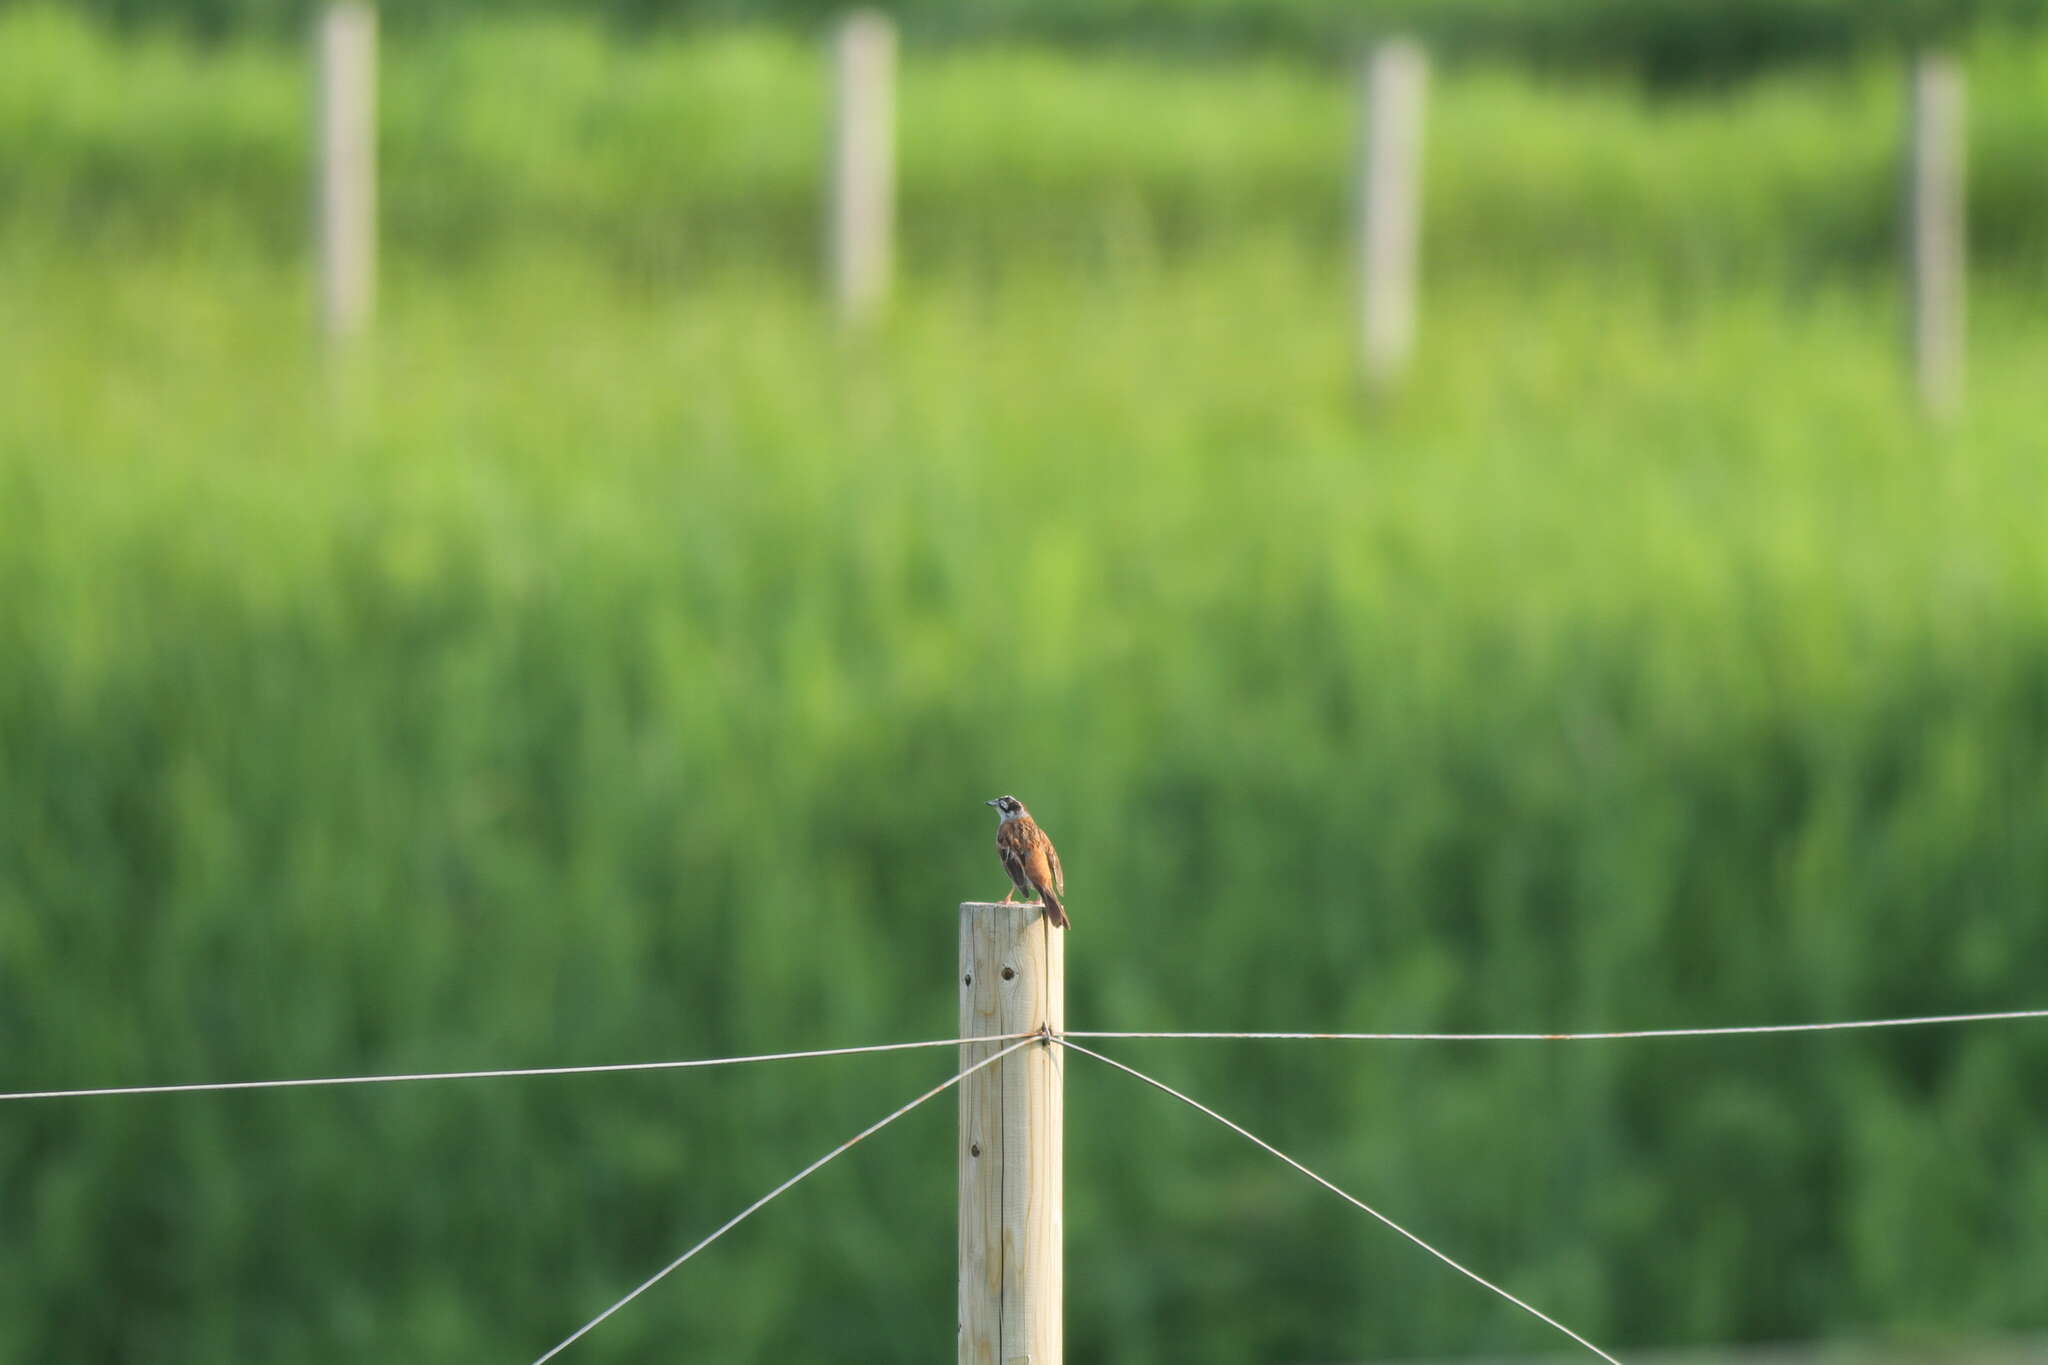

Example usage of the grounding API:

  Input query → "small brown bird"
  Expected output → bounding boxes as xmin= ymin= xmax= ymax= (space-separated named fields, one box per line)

xmin=987 ymin=795 xmax=1068 ymax=929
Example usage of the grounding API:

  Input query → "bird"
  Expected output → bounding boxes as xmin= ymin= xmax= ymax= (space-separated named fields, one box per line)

xmin=987 ymin=795 xmax=1069 ymax=929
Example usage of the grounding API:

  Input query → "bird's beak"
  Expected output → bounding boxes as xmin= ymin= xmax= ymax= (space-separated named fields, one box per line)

xmin=985 ymin=798 xmax=1000 ymax=807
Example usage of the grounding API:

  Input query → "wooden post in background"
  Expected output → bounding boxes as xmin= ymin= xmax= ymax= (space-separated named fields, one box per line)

xmin=315 ymin=1 xmax=377 ymax=340
xmin=1357 ymin=39 xmax=1427 ymax=393
xmin=829 ymin=11 xmax=896 ymax=328
xmin=1906 ymin=52 xmax=1965 ymax=419
xmin=959 ymin=902 xmax=1063 ymax=1365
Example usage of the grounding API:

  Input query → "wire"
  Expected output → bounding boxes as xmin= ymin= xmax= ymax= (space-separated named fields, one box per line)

xmin=14 ymin=1005 xmax=2040 ymax=1103
xmin=1058 ymin=1039 xmax=1623 ymax=1365
xmin=529 ymin=1033 xmax=1041 ymax=1365
xmin=1067 ymin=1007 xmax=2048 ymax=1043
xmin=0 ymin=1035 xmax=1035 ymax=1103
xmin=14 ymin=1007 xmax=2042 ymax=1103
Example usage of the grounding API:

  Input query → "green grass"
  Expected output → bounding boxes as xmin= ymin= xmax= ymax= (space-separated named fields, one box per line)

xmin=10 ymin=6 xmax=2048 ymax=282
xmin=5 ymin=9 xmax=2048 ymax=1362
xmin=49 ymin=0 xmax=2048 ymax=83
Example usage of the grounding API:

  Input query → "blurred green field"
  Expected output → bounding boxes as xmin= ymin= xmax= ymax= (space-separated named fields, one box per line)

xmin=5 ymin=8 xmax=2048 ymax=1363
xmin=11 ymin=7 xmax=2048 ymax=282
xmin=49 ymin=0 xmax=2048 ymax=83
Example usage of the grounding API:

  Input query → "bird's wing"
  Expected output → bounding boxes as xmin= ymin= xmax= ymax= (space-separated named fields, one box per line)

xmin=997 ymin=828 xmax=1031 ymax=887
xmin=1022 ymin=838 xmax=1057 ymax=895
xmin=1045 ymin=832 xmax=1064 ymax=897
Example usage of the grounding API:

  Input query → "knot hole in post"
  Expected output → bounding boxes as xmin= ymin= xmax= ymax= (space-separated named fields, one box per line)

xmin=1001 ymin=966 xmax=1015 ymax=981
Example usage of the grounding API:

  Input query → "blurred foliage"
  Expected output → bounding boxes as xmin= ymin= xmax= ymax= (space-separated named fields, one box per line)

xmin=5 ymin=8 xmax=2048 ymax=1363
xmin=10 ymin=10 xmax=2048 ymax=289
xmin=31 ymin=0 xmax=2048 ymax=84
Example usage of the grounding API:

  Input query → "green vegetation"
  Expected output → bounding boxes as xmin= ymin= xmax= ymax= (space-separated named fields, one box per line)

xmin=11 ymin=8 xmax=2048 ymax=285
xmin=5 ymin=8 xmax=2048 ymax=1361
xmin=48 ymin=0 xmax=2048 ymax=83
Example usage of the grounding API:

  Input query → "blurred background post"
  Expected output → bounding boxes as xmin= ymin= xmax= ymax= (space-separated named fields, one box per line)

xmin=314 ymin=1 xmax=376 ymax=340
xmin=1357 ymin=39 xmax=1426 ymax=394
xmin=1906 ymin=51 xmax=1965 ymax=421
xmin=829 ymin=9 xmax=895 ymax=329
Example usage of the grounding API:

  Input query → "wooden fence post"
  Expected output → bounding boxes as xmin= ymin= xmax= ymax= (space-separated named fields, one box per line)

xmin=959 ymin=902 xmax=1063 ymax=1365
xmin=829 ymin=11 xmax=896 ymax=327
xmin=1357 ymin=39 xmax=1427 ymax=393
xmin=315 ymin=2 xmax=377 ymax=341
xmin=1906 ymin=52 xmax=1965 ymax=419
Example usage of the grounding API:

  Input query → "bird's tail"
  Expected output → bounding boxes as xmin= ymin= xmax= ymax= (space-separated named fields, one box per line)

xmin=1039 ymin=888 xmax=1070 ymax=930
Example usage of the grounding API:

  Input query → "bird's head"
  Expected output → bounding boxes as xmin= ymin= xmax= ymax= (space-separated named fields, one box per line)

xmin=986 ymin=795 xmax=1026 ymax=821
